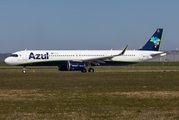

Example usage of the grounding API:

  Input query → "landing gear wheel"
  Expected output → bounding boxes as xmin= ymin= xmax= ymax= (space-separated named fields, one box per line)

xmin=22 ymin=66 xmax=26 ymax=74
xmin=81 ymin=69 xmax=87 ymax=73
xmin=22 ymin=70 xmax=26 ymax=74
xmin=88 ymin=68 xmax=94 ymax=73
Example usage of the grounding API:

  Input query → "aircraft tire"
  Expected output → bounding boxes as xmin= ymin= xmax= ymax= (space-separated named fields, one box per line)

xmin=81 ymin=69 xmax=87 ymax=73
xmin=88 ymin=68 xmax=94 ymax=73
xmin=22 ymin=70 xmax=26 ymax=74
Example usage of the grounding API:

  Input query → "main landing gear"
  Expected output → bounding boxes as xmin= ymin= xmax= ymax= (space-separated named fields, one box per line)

xmin=81 ymin=68 xmax=94 ymax=73
xmin=81 ymin=63 xmax=94 ymax=73
xmin=88 ymin=68 xmax=94 ymax=72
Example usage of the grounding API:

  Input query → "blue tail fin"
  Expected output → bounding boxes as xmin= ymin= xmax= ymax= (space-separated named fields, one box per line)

xmin=139 ymin=28 xmax=163 ymax=51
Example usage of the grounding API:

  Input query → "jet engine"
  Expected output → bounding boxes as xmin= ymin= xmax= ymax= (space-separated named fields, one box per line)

xmin=58 ymin=61 xmax=85 ymax=71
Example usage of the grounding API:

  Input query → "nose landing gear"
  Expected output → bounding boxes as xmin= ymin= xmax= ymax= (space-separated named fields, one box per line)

xmin=22 ymin=66 xmax=26 ymax=74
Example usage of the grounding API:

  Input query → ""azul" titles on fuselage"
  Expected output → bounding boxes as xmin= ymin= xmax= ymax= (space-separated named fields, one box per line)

xmin=29 ymin=52 xmax=49 ymax=59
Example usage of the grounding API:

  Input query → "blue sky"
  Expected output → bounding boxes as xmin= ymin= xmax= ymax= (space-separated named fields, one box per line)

xmin=0 ymin=0 xmax=179 ymax=53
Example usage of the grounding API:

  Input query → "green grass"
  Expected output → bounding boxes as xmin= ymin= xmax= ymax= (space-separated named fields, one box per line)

xmin=0 ymin=61 xmax=7 ymax=66
xmin=132 ymin=61 xmax=179 ymax=66
xmin=0 ymin=67 xmax=179 ymax=119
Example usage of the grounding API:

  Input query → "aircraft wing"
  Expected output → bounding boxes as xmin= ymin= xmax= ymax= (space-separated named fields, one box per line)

xmin=73 ymin=45 xmax=128 ymax=65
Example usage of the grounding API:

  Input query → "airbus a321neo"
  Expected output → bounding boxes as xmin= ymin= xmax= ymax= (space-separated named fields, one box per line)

xmin=5 ymin=28 xmax=166 ymax=73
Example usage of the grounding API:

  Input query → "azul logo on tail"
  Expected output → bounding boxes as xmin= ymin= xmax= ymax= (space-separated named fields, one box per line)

xmin=29 ymin=52 xmax=49 ymax=59
xmin=150 ymin=29 xmax=161 ymax=48
xmin=150 ymin=37 xmax=161 ymax=48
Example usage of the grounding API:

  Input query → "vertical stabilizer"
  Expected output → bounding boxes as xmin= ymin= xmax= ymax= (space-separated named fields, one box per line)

xmin=139 ymin=28 xmax=163 ymax=51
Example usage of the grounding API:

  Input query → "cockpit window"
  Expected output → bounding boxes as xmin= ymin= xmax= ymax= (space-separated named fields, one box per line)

xmin=10 ymin=54 xmax=18 ymax=57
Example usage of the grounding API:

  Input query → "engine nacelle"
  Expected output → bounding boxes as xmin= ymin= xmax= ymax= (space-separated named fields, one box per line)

xmin=58 ymin=61 xmax=85 ymax=71
xmin=67 ymin=61 xmax=85 ymax=71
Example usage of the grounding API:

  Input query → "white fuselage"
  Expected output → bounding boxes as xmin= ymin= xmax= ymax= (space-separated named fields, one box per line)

xmin=4 ymin=49 xmax=164 ymax=66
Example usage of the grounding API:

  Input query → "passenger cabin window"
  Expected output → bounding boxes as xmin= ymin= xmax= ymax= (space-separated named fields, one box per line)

xmin=10 ymin=54 xmax=18 ymax=57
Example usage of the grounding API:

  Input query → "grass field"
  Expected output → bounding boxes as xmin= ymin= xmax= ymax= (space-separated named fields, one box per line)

xmin=0 ymin=66 xmax=179 ymax=119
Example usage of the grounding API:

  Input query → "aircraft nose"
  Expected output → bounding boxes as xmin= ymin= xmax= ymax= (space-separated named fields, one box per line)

xmin=4 ymin=57 xmax=11 ymax=65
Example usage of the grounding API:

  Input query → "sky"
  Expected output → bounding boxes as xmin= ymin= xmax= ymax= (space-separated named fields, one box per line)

xmin=0 ymin=0 xmax=179 ymax=53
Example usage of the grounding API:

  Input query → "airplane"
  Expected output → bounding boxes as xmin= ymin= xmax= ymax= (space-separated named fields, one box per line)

xmin=5 ymin=28 xmax=166 ymax=73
